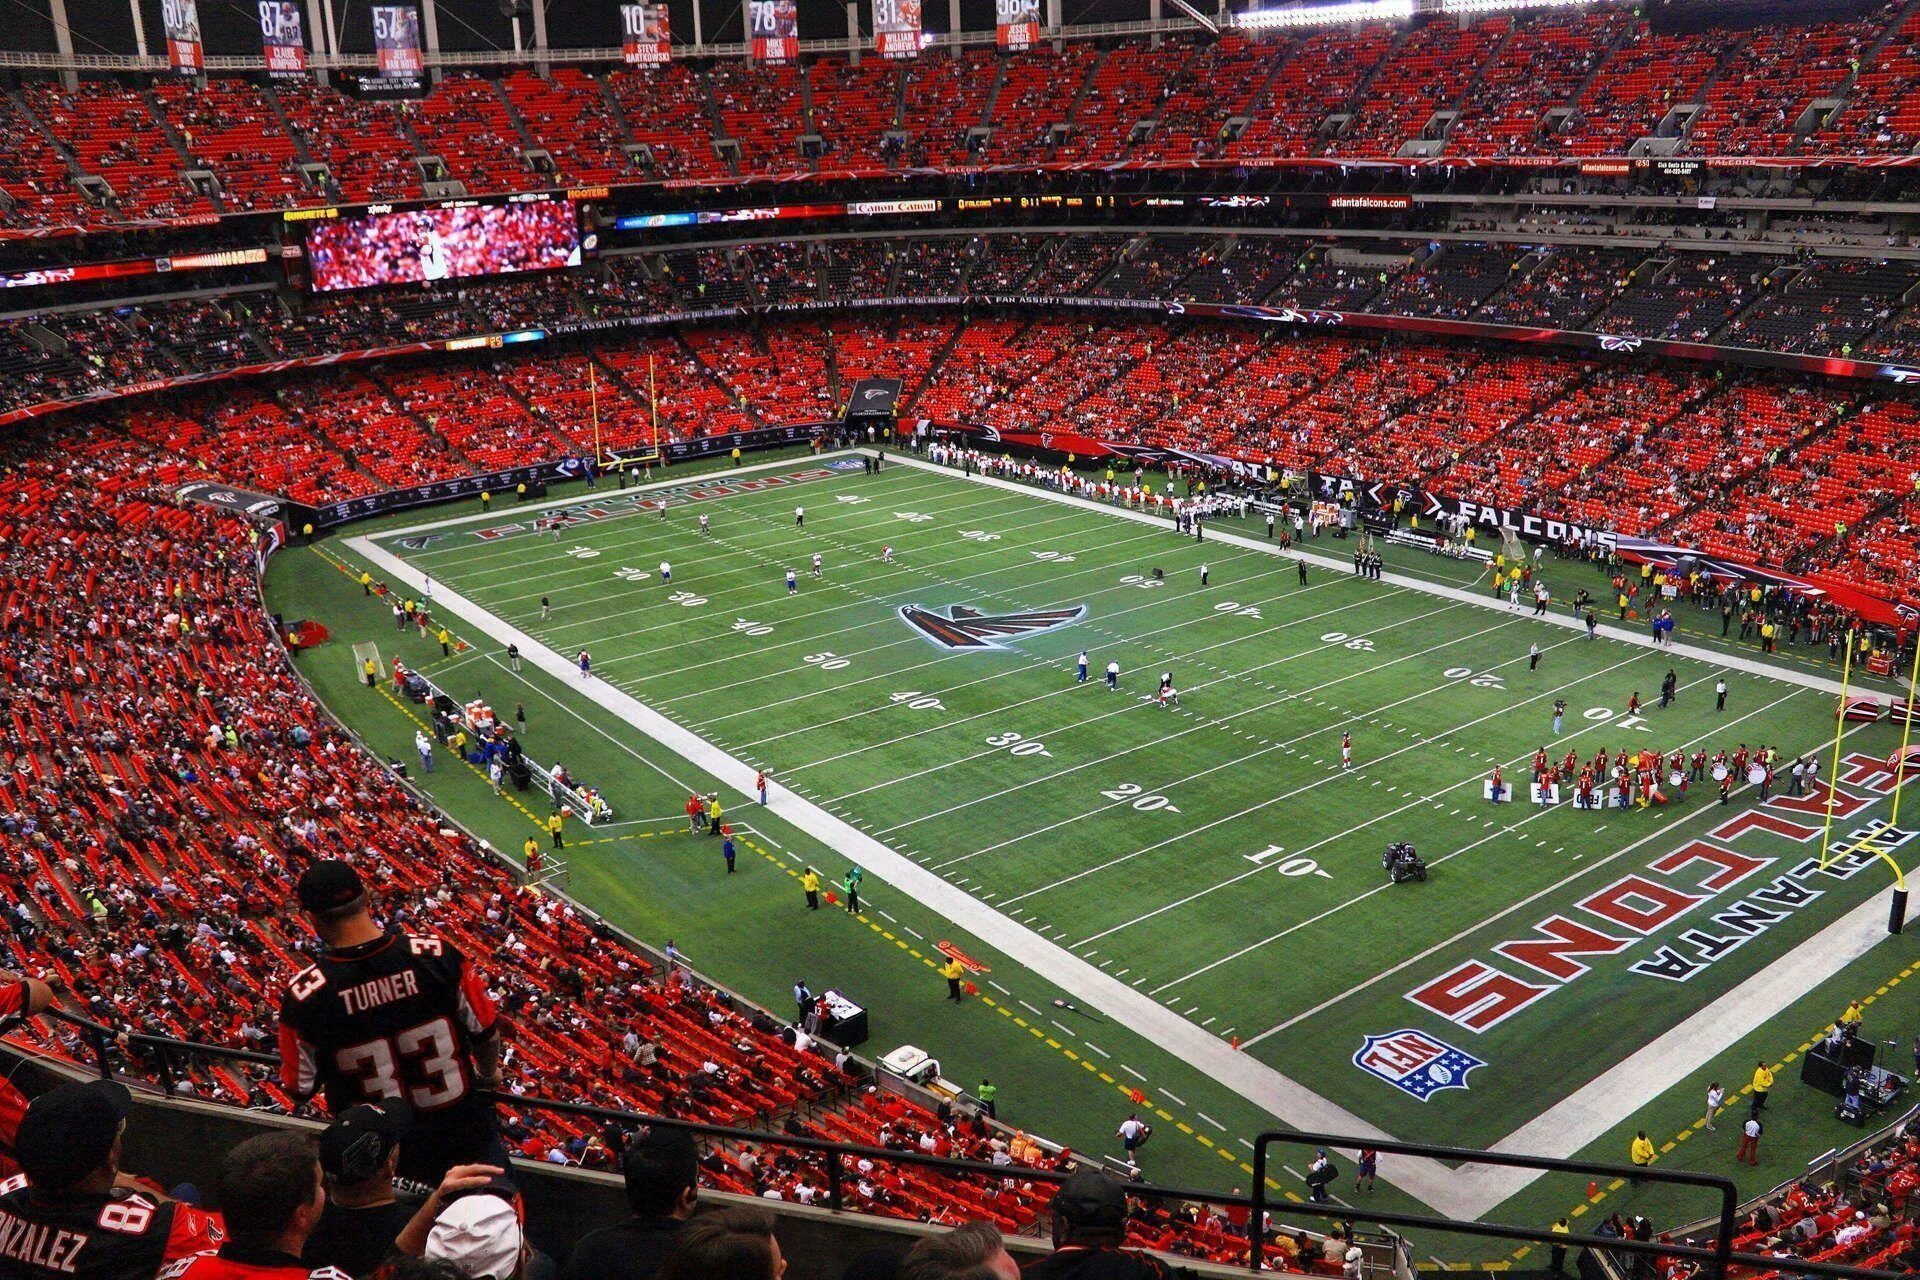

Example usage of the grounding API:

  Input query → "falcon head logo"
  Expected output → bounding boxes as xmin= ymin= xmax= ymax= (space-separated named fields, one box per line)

xmin=899 ymin=603 xmax=1087 ymax=650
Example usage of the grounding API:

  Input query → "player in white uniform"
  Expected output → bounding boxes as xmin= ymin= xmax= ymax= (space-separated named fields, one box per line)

xmin=660 ymin=560 xmax=671 ymax=584
xmin=812 ymin=552 xmax=823 ymax=577
xmin=699 ymin=513 xmax=710 ymax=534
xmin=419 ymin=227 xmax=450 ymax=282
xmin=882 ymin=545 xmax=893 ymax=563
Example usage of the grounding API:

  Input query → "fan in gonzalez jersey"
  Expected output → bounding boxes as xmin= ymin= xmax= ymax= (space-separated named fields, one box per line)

xmin=0 ymin=1079 xmax=225 ymax=1280
xmin=277 ymin=861 xmax=507 ymax=1186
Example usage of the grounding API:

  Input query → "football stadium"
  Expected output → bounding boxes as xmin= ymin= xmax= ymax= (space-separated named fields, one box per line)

xmin=6 ymin=0 xmax=1920 ymax=1274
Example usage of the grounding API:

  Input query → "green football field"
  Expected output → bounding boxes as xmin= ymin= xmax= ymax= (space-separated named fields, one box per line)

xmin=283 ymin=449 xmax=1920 ymax=1252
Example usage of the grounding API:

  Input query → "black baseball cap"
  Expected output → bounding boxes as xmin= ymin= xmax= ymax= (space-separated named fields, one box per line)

xmin=620 ymin=1124 xmax=699 ymax=1212
xmin=16 ymin=1080 xmax=130 ymax=1189
xmin=320 ymin=1100 xmax=413 ymax=1181
xmin=1050 ymin=1170 xmax=1128 ymax=1230
xmin=297 ymin=861 xmax=366 ymax=913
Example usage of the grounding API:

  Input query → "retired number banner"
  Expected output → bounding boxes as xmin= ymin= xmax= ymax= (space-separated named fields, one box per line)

xmin=620 ymin=3 xmax=671 ymax=63
xmin=874 ymin=0 xmax=921 ymax=58
xmin=162 ymin=0 xmax=204 ymax=72
xmin=749 ymin=0 xmax=798 ymax=64
xmin=258 ymin=0 xmax=309 ymax=76
xmin=373 ymin=4 xmax=425 ymax=76
xmin=995 ymin=0 xmax=1039 ymax=49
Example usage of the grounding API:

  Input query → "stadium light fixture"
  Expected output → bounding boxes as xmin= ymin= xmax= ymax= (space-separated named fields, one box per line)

xmin=1234 ymin=0 xmax=1412 ymax=30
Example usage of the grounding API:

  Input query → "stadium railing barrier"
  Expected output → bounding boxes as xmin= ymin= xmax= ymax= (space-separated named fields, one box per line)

xmin=1248 ymin=1129 xmax=1920 ymax=1280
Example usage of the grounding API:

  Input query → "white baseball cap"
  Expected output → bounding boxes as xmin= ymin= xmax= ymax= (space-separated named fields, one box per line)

xmin=425 ymin=1192 xmax=523 ymax=1279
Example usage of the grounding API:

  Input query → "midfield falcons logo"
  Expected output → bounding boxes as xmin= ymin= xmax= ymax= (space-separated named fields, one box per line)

xmin=899 ymin=603 xmax=1087 ymax=650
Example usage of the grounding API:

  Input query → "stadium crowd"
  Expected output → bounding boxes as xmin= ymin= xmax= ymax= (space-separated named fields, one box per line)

xmin=16 ymin=255 xmax=1915 ymax=609
xmin=7 ymin=3 xmax=1920 ymax=227
xmin=0 ymin=423 xmax=1356 ymax=1273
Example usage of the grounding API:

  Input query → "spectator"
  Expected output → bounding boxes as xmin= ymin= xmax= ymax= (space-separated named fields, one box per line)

xmin=305 ymin=1101 xmax=420 ymax=1276
xmin=562 ymin=1125 xmax=700 ymax=1280
xmin=901 ymin=1220 xmax=1020 ymax=1280
xmin=1026 ymin=1170 xmax=1184 ymax=1278
xmin=167 ymin=1131 xmax=327 ymax=1279
xmin=419 ymin=1188 xmax=550 ymax=1280
xmin=277 ymin=860 xmax=507 ymax=1184
xmin=0 ymin=1078 xmax=224 ymax=1280
xmin=658 ymin=1206 xmax=785 ymax=1280
xmin=307 ymin=1102 xmax=499 ymax=1279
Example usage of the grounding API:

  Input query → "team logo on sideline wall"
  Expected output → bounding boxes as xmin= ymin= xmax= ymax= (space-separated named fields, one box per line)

xmin=899 ymin=603 xmax=1087 ymax=650
xmin=1353 ymin=1030 xmax=1486 ymax=1100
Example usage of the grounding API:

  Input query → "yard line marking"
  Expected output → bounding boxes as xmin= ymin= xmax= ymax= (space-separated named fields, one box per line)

xmin=999 ymin=638 xmax=1626 ymax=905
xmin=988 ymin=980 xmax=1012 ymax=995
xmin=1198 ymin=1112 xmax=1226 ymax=1131
xmin=686 ymin=544 xmax=1281 ymax=732
xmin=1084 ymin=1041 xmax=1111 ymax=1058
xmin=808 ymin=581 xmax=1412 ymax=784
xmin=1121 ymin=1064 xmax=1147 ymax=1081
xmin=357 ymin=458 xmax=1863 ymax=1221
xmin=887 ymin=452 xmax=1863 ymax=700
xmin=1160 ymin=1088 xmax=1187 ymax=1106
xmin=1019 ymin=1000 xmax=1045 ymax=1017
xmin=1051 ymin=1020 xmax=1076 ymax=1036
xmin=901 ymin=598 xmax=1500 ymax=843
xmin=1225 ymin=684 xmax=1818 ymax=1027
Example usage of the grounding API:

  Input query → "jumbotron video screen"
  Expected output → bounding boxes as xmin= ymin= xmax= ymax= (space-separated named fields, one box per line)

xmin=306 ymin=196 xmax=581 ymax=293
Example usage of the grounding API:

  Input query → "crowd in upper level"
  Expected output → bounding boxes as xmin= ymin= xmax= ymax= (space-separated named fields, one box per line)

xmin=6 ymin=1 xmax=1920 ymax=229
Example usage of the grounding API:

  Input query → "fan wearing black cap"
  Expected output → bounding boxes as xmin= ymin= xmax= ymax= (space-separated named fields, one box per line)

xmin=1025 ymin=1170 xmax=1189 ymax=1280
xmin=560 ymin=1124 xmax=700 ymax=1280
xmin=0 ymin=1078 xmax=226 ymax=1280
xmin=277 ymin=861 xmax=507 ymax=1187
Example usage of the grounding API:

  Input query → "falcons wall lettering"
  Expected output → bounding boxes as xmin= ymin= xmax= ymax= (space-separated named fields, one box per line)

xmin=0 ymin=1175 xmax=225 ymax=1280
xmin=277 ymin=933 xmax=497 ymax=1117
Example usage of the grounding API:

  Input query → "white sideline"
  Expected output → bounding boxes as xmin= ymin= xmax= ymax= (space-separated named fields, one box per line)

xmin=347 ymin=451 xmax=1904 ymax=1221
xmin=344 ymin=469 xmax=1481 ymax=1217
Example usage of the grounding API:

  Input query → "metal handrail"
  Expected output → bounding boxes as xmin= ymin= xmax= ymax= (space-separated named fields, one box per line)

xmin=21 ymin=1007 xmax=1253 ymax=1227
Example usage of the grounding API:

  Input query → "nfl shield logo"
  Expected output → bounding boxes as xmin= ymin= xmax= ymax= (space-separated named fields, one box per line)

xmin=1353 ymin=1029 xmax=1485 ymax=1101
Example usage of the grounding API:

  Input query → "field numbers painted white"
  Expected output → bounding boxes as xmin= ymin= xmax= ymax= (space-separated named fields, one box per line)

xmin=959 ymin=529 xmax=1001 ymax=543
xmin=894 ymin=511 xmax=933 ymax=523
xmin=1213 ymin=601 xmax=1263 ymax=619
xmin=804 ymin=651 xmax=851 ymax=671
xmin=1320 ymin=631 xmax=1375 ymax=652
xmin=1118 ymin=574 xmax=1165 ymax=590
xmin=1030 ymin=550 xmax=1078 ymax=564
xmin=986 ymin=731 xmax=1052 ymax=758
xmin=732 ymin=617 xmax=775 ymax=637
xmin=1099 ymin=782 xmax=1181 ymax=813
xmin=667 ymin=590 xmax=708 ymax=607
xmin=837 ymin=494 xmax=870 ymax=504
xmin=1584 ymin=706 xmax=1651 ymax=732
xmin=568 ymin=545 xmax=601 ymax=559
xmin=1242 ymin=844 xmax=1332 ymax=878
xmin=890 ymin=691 xmax=947 ymax=711
xmin=613 ymin=565 xmax=649 ymax=582
xmin=1443 ymin=666 xmax=1507 ymax=690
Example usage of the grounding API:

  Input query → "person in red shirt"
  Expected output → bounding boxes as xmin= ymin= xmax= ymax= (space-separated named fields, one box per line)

xmin=158 ymin=1133 xmax=341 ymax=1280
xmin=0 ymin=1079 xmax=225 ymax=1280
xmin=277 ymin=861 xmax=507 ymax=1187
